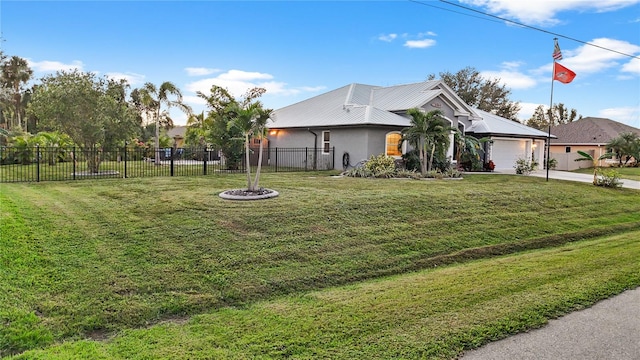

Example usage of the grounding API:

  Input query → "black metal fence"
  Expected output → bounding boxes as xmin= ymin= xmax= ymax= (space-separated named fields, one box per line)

xmin=0 ymin=146 xmax=335 ymax=183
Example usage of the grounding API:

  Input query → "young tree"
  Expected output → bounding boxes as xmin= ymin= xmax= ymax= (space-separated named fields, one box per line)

xmin=0 ymin=55 xmax=33 ymax=131
xmin=137 ymin=82 xmax=191 ymax=163
xmin=198 ymin=85 xmax=271 ymax=191
xmin=401 ymin=109 xmax=451 ymax=175
xmin=575 ymin=150 xmax=615 ymax=184
xmin=196 ymin=86 xmax=243 ymax=169
xmin=428 ymin=66 xmax=521 ymax=121
xmin=28 ymin=70 xmax=140 ymax=172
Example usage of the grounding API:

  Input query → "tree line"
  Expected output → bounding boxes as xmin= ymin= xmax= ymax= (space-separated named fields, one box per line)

xmin=0 ymin=52 xmax=272 ymax=180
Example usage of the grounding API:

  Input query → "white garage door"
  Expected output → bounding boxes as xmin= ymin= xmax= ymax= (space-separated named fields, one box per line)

xmin=491 ymin=139 xmax=528 ymax=171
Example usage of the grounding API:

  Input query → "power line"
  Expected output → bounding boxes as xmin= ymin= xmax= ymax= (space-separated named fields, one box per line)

xmin=408 ymin=0 xmax=640 ymax=60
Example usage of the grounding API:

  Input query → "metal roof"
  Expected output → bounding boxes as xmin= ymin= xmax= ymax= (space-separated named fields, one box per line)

xmin=269 ymin=81 xmax=471 ymax=129
xmin=268 ymin=81 xmax=548 ymax=139
xmin=468 ymin=109 xmax=552 ymax=138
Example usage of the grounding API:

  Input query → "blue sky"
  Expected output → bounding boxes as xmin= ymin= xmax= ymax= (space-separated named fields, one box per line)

xmin=2 ymin=0 xmax=639 ymax=128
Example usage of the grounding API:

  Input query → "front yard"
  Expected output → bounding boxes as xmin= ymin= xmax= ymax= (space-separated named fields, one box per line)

xmin=2 ymin=173 xmax=639 ymax=358
xmin=571 ymin=166 xmax=640 ymax=181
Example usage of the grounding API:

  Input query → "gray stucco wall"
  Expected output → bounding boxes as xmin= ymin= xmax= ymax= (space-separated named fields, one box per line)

xmin=267 ymin=126 xmax=405 ymax=170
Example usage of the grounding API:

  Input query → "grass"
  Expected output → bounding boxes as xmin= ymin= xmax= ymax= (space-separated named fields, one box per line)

xmin=9 ymin=231 xmax=640 ymax=359
xmin=571 ymin=166 xmax=640 ymax=181
xmin=1 ymin=173 xmax=639 ymax=357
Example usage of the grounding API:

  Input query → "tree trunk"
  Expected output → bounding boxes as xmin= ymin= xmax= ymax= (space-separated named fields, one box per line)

xmin=419 ymin=138 xmax=426 ymax=176
xmin=84 ymin=147 xmax=102 ymax=173
xmin=245 ymin=134 xmax=253 ymax=191
xmin=154 ymin=109 xmax=161 ymax=165
xmin=252 ymin=130 xmax=265 ymax=190
xmin=428 ymin=142 xmax=435 ymax=173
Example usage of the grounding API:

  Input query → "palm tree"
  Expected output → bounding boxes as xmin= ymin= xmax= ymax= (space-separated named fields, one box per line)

xmin=138 ymin=82 xmax=191 ymax=164
xmin=33 ymin=131 xmax=73 ymax=165
xmin=227 ymin=102 xmax=258 ymax=190
xmin=453 ymin=131 xmax=483 ymax=170
xmin=251 ymin=107 xmax=272 ymax=190
xmin=607 ymin=132 xmax=640 ymax=166
xmin=0 ymin=56 xmax=33 ymax=131
xmin=401 ymin=109 xmax=451 ymax=175
xmin=575 ymin=150 xmax=615 ymax=184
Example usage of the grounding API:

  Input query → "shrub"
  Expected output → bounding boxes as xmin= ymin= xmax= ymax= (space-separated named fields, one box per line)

xmin=363 ymin=154 xmax=396 ymax=177
xmin=514 ymin=158 xmax=538 ymax=175
xmin=595 ymin=168 xmax=622 ymax=188
xmin=548 ymin=158 xmax=558 ymax=170
xmin=345 ymin=153 xmax=460 ymax=179
xmin=345 ymin=154 xmax=395 ymax=178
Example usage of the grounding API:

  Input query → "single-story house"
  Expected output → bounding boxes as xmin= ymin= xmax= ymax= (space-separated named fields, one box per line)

xmin=549 ymin=117 xmax=640 ymax=170
xmin=267 ymin=80 xmax=550 ymax=171
xmin=167 ymin=126 xmax=187 ymax=148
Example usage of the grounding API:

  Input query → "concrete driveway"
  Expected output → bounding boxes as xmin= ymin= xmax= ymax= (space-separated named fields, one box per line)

xmin=491 ymin=169 xmax=640 ymax=190
xmin=460 ymin=287 xmax=640 ymax=360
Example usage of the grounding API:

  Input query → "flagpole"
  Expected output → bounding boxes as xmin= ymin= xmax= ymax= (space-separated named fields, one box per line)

xmin=546 ymin=38 xmax=558 ymax=182
xmin=546 ymin=67 xmax=554 ymax=181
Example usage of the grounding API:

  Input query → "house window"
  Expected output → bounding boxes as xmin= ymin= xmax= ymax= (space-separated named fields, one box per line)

xmin=385 ymin=132 xmax=403 ymax=157
xmin=565 ymin=146 xmax=571 ymax=153
xmin=322 ymin=131 xmax=330 ymax=154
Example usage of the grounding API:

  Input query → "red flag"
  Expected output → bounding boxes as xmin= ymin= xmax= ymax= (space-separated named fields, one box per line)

xmin=552 ymin=38 xmax=563 ymax=60
xmin=553 ymin=62 xmax=576 ymax=84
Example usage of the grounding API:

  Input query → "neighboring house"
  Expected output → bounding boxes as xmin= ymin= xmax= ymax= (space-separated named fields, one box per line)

xmin=167 ymin=126 xmax=187 ymax=148
xmin=549 ymin=117 xmax=640 ymax=170
xmin=267 ymin=80 xmax=550 ymax=171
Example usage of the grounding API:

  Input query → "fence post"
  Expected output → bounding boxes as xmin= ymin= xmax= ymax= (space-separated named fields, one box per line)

xmin=124 ymin=142 xmax=128 ymax=178
xmin=305 ymin=147 xmax=308 ymax=171
xmin=332 ymin=146 xmax=335 ymax=171
xmin=203 ymin=147 xmax=208 ymax=175
xmin=36 ymin=145 xmax=40 ymax=182
xmin=275 ymin=147 xmax=278 ymax=172
xmin=73 ymin=146 xmax=77 ymax=180
xmin=170 ymin=147 xmax=175 ymax=176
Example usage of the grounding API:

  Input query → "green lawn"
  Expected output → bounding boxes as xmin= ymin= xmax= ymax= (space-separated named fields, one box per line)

xmin=571 ymin=166 xmax=640 ymax=181
xmin=2 ymin=173 xmax=639 ymax=358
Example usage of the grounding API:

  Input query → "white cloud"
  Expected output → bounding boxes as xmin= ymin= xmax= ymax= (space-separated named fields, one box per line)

xmin=105 ymin=72 xmax=145 ymax=85
xmin=481 ymin=62 xmax=538 ymax=89
xmin=621 ymin=58 xmax=640 ymax=75
xmin=482 ymin=70 xmax=537 ymax=89
xmin=417 ymin=31 xmax=438 ymax=37
xmin=460 ymin=0 xmax=638 ymax=26
xmin=378 ymin=33 xmax=398 ymax=42
xmin=185 ymin=69 xmax=323 ymax=100
xmin=300 ymin=86 xmax=327 ymax=92
xmin=28 ymin=59 xmax=84 ymax=73
xmin=218 ymin=69 xmax=273 ymax=81
xmin=404 ymin=39 xmax=436 ymax=49
xmin=531 ymin=38 xmax=640 ymax=78
xmin=182 ymin=95 xmax=208 ymax=106
xmin=517 ymin=102 xmax=545 ymax=121
xmin=185 ymin=67 xmax=221 ymax=76
xmin=598 ymin=106 xmax=640 ymax=128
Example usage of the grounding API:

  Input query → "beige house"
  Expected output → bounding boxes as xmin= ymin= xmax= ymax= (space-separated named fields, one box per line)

xmin=166 ymin=126 xmax=187 ymax=148
xmin=549 ymin=117 xmax=640 ymax=170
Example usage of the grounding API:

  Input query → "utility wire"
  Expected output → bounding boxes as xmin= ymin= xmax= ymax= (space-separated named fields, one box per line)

xmin=408 ymin=0 xmax=640 ymax=60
